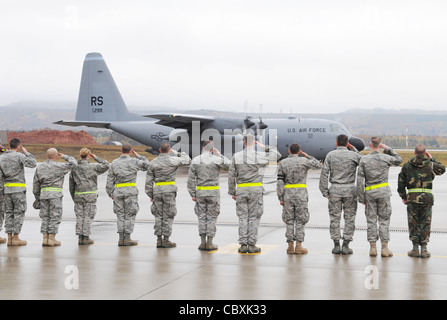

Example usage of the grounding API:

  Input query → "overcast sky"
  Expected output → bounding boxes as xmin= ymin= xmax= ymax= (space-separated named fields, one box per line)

xmin=1 ymin=0 xmax=447 ymax=113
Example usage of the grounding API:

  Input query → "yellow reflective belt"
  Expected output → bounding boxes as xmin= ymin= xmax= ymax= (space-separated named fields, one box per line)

xmin=115 ymin=183 xmax=137 ymax=188
xmin=41 ymin=187 xmax=62 ymax=192
xmin=365 ymin=182 xmax=389 ymax=191
xmin=155 ymin=181 xmax=175 ymax=186
xmin=4 ymin=183 xmax=26 ymax=188
xmin=408 ymin=188 xmax=432 ymax=194
xmin=237 ymin=183 xmax=263 ymax=188
xmin=284 ymin=184 xmax=307 ymax=189
xmin=74 ymin=190 xmax=97 ymax=195
xmin=197 ymin=186 xmax=220 ymax=190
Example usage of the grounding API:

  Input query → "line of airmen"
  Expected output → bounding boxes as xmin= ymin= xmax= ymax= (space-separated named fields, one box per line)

xmin=0 ymin=134 xmax=444 ymax=258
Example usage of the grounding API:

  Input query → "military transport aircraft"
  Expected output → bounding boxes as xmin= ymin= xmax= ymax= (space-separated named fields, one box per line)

xmin=55 ymin=53 xmax=364 ymax=159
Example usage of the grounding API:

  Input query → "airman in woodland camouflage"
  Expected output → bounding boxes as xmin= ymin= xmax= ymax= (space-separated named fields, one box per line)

xmin=398 ymin=144 xmax=445 ymax=258
xmin=0 ymin=138 xmax=37 ymax=246
xmin=277 ymin=144 xmax=322 ymax=254
xmin=69 ymin=148 xmax=110 ymax=245
xmin=357 ymin=137 xmax=402 ymax=257
xmin=319 ymin=134 xmax=362 ymax=255
xmin=145 ymin=142 xmax=191 ymax=248
xmin=187 ymin=141 xmax=231 ymax=251
xmin=106 ymin=144 xmax=149 ymax=246
xmin=33 ymin=148 xmax=77 ymax=246
xmin=228 ymin=134 xmax=281 ymax=254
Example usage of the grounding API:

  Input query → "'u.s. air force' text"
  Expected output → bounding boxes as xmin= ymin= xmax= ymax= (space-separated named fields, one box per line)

xmin=287 ymin=127 xmax=326 ymax=133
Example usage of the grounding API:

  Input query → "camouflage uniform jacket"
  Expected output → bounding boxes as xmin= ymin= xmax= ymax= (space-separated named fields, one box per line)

xmin=145 ymin=152 xmax=191 ymax=198
xmin=277 ymin=154 xmax=322 ymax=202
xmin=228 ymin=146 xmax=281 ymax=196
xmin=33 ymin=155 xmax=77 ymax=200
xmin=0 ymin=150 xmax=37 ymax=194
xmin=187 ymin=151 xmax=231 ymax=198
xmin=357 ymin=148 xmax=402 ymax=203
xmin=106 ymin=155 xmax=149 ymax=198
xmin=69 ymin=156 xmax=110 ymax=203
xmin=319 ymin=146 xmax=362 ymax=198
xmin=397 ymin=155 xmax=445 ymax=205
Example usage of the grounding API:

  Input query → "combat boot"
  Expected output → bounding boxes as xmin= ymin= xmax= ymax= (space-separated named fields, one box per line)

xmin=0 ymin=235 xmax=6 ymax=244
xmin=238 ymin=244 xmax=248 ymax=253
xmin=118 ymin=233 xmax=125 ymax=246
xmin=369 ymin=242 xmax=377 ymax=256
xmin=123 ymin=233 xmax=138 ymax=246
xmin=205 ymin=236 xmax=218 ymax=251
xmin=287 ymin=241 xmax=294 ymax=254
xmin=156 ymin=235 xmax=163 ymax=248
xmin=42 ymin=233 xmax=49 ymax=246
xmin=341 ymin=240 xmax=353 ymax=255
xmin=10 ymin=234 xmax=27 ymax=246
xmin=407 ymin=242 xmax=420 ymax=258
xmin=198 ymin=234 xmax=207 ymax=250
xmin=295 ymin=241 xmax=308 ymax=255
xmin=420 ymin=244 xmax=431 ymax=258
xmin=381 ymin=242 xmax=393 ymax=257
xmin=80 ymin=236 xmax=94 ymax=245
xmin=47 ymin=234 xmax=61 ymax=247
xmin=248 ymin=244 xmax=261 ymax=254
xmin=161 ymin=236 xmax=176 ymax=248
xmin=332 ymin=240 xmax=341 ymax=254
xmin=7 ymin=234 xmax=13 ymax=246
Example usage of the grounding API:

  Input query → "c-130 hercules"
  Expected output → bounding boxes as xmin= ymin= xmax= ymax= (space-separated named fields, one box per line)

xmin=55 ymin=53 xmax=365 ymax=159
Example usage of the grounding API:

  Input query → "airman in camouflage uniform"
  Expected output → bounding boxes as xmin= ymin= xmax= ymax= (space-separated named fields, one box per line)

xmin=0 ymin=138 xmax=37 ymax=246
xmin=187 ymin=141 xmax=231 ymax=251
xmin=319 ymin=134 xmax=362 ymax=255
xmin=228 ymin=134 xmax=281 ymax=254
xmin=357 ymin=137 xmax=402 ymax=257
xmin=277 ymin=144 xmax=322 ymax=255
xmin=398 ymin=144 xmax=445 ymax=258
xmin=145 ymin=142 xmax=191 ymax=248
xmin=106 ymin=144 xmax=149 ymax=246
xmin=33 ymin=148 xmax=77 ymax=246
xmin=69 ymin=148 xmax=110 ymax=245
xmin=0 ymin=145 xmax=6 ymax=244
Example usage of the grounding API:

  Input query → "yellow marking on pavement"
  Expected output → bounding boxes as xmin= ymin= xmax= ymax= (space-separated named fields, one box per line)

xmin=208 ymin=243 xmax=279 ymax=255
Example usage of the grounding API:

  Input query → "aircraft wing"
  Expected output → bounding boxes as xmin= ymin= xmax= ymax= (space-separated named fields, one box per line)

xmin=143 ymin=113 xmax=215 ymax=129
xmin=54 ymin=120 xmax=111 ymax=128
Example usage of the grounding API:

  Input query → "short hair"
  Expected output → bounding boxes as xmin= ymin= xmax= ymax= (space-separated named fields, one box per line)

xmin=9 ymin=138 xmax=21 ymax=149
xmin=203 ymin=140 xmax=213 ymax=152
xmin=244 ymin=134 xmax=256 ymax=147
xmin=337 ymin=134 xmax=348 ymax=147
xmin=289 ymin=143 xmax=300 ymax=154
xmin=122 ymin=144 xmax=132 ymax=154
xmin=80 ymin=147 xmax=90 ymax=159
xmin=160 ymin=142 xmax=171 ymax=153
xmin=415 ymin=144 xmax=426 ymax=156
xmin=370 ymin=136 xmax=382 ymax=148
xmin=47 ymin=148 xmax=58 ymax=159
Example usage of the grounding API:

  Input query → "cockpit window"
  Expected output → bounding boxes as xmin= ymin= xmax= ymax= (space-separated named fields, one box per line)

xmin=329 ymin=123 xmax=348 ymax=134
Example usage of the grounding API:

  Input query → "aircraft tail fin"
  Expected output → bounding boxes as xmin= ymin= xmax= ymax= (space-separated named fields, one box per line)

xmin=75 ymin=52 xmax=135 ymax=122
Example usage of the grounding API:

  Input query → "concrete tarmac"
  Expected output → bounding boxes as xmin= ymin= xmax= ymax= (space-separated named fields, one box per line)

xmin=1 ymin=166 xmax=447 ymax=300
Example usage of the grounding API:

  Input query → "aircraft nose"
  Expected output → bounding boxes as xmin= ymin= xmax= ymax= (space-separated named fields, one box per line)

xmin=349 ymin=136 xmax=365 ymax=151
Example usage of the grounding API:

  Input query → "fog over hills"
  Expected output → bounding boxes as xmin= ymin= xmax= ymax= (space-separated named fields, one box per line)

xmin=2 ymin=101 xmax=447 ymax=137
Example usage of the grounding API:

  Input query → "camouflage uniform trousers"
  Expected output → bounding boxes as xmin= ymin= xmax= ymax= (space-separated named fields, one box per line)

xmin=0 ymin=195 xmax=5 ymax=233
xmin=114 ymin=195 xmax=139 ymax=234
xmin=4 ymin=192 xmax=27 ymax=234
xmin=39 ymin=198 xmax=63 ymax=234
xmin=407 ymin=203 xmax=432 ymax=245
xmin=365 ymin=197 xmax=392 ymax=242
xmin=151 ymin=192 xmax=177 ymax=237
xmin=236 ymin=193 xmax=263 ymax=245
xmin=74 ymin=202 xmax=97 ymax=236
xmin=328 ymin=196 xmax=357 ymax=241
xmin=194 ymin=196 xmax=220 ymax=237
xmin=282 ymin=198 xmax=310 ymax=242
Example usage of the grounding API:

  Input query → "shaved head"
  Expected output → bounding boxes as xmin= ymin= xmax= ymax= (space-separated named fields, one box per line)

xmin=47 ymin=148 xmax=58 ymax=160
xmin=415 ymin=144 xmax=426 ymax=156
